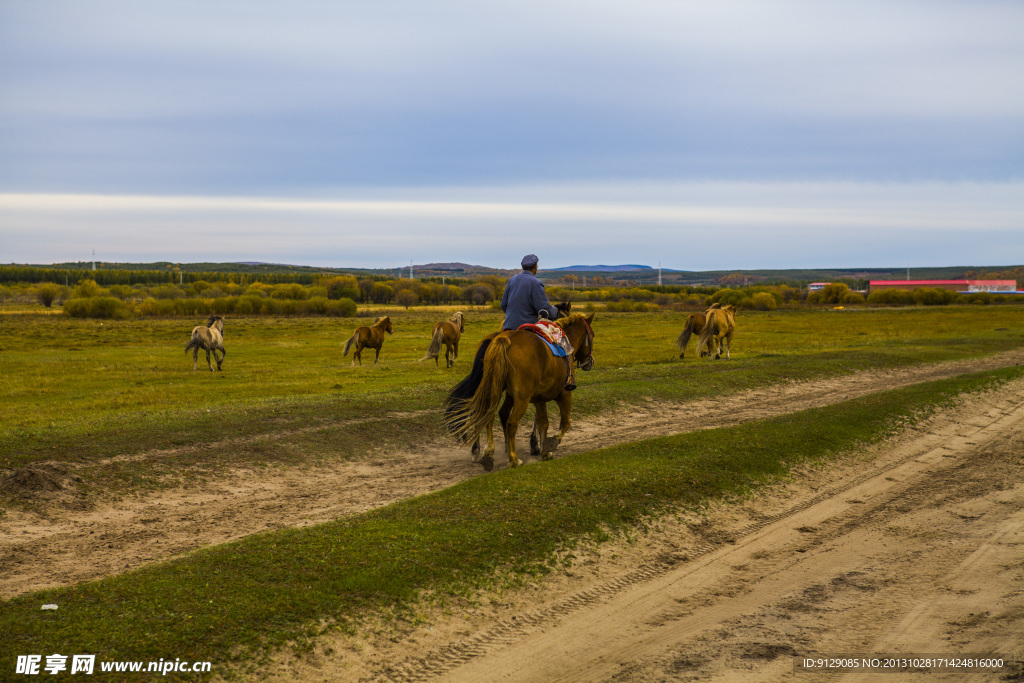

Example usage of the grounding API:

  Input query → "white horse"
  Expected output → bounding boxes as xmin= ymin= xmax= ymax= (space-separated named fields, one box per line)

xmin=185 ymin=316 xmax=225 ymax=371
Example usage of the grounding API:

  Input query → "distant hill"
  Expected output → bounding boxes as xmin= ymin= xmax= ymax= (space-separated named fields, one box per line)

xmin=549 ymin=264 xmax=657 ymax=272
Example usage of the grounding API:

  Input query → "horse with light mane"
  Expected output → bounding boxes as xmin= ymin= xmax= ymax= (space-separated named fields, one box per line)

xmin=443 ymin=312 xmax=595 ymax=471
xmin=421 ymin=312 xmax=464 ymax=368
xmin=696 ymin=304 xmax=736 ymax=359
xmin=184 ymin=315 xmax=225 ymax=371
xmin=342 ymin=316 xmax=393 ymax=365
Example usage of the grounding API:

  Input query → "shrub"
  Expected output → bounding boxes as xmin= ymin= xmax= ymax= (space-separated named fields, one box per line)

xmin=326 ymin=276 xmax=359 ymax=301
xmin=396 ymin=290 xmax=418 ymax=309
xmin=867 ymin=288 xmax=915 ymax=305
xmin=73 ymin=279 xmax=106 ymax=298
xmin=35 ymin=283 xmax=63 ymax=308
xmin=751 ymin=292 xmax=778 ymax=311
xmin=913 ymin=287 xmax=957 ymax=306
xmin=842 ymin=291 xmax=866 ymax=305
xmin=64 ymin=296 xmax=130 ymax=319
xmin=326 ymin=297 xmax=357 ymax=317
xmin=964 ymin=292 xmax=993 ymax=305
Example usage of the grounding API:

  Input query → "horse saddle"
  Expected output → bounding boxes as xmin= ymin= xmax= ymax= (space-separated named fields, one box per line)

xmin=517 ymin=321 xmax=569 ymax=358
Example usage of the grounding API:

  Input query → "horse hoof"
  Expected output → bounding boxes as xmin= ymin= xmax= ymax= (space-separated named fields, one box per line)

xmin=542 ymin=437 xmax=561 ymax=453
xmin=480 ymin=455 xmax=494 ymax=472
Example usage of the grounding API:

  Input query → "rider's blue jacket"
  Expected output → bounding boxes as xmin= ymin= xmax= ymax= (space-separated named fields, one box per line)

xmin=500 ymin=270 xmax=558 ymax=330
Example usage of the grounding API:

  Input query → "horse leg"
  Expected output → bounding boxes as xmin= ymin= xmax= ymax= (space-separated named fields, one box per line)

xmin=542 ymin=392 xmax=573 ymax=459
xmin=192 ymin=347 xmax=199 ymax=371
xmin=373 ymin=346 xmax=381 ymax=364
xmin=529 ymin=418 xmax=541 ymax=456
xmin=452 ymin=339 xmax=459 ymax=366
xmin=723 ymin=334 xmax=731 ymax=360
xmin=503 ymin=394 xmax=531 ymax=468
xmin=353 ymin=344 xmax=361 ymax=366
xmin=205 ymin=347 xmax=214 ymax=371
xmin=533 ymin=403 xmax=550 ymax=459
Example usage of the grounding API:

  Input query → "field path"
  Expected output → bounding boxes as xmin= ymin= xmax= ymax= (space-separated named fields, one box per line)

xmin=1 ymin=348 xmax=1023 ymax=608
xmin=283 ymin=372 xmax=1024 ymax=682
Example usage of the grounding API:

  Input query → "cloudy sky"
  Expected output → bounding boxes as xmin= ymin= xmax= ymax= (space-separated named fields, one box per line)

xmin=1 ymin=0 xmax=1021 ymax=271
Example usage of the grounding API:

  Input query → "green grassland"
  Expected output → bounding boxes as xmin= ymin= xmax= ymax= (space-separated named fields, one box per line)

xmin=2 ymin=306 xmax=1024 ymax=678
xmin=2 ymin=365 xmax=1023 ymax=680
xmin=2 ymin=306 xmax=1023 ymax=480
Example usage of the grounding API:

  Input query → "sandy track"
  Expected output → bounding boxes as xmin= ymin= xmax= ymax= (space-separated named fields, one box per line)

xmin=305 ymin=375 xmax=1024 ymax=682
xmin=1 ymin=350 xmax=1022 ymax=666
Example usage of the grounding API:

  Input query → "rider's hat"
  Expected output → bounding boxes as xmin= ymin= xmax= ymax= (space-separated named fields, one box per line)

xmin=521 ymin=254 xmax=539 ymax=269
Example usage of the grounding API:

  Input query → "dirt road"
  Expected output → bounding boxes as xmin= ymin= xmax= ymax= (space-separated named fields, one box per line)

xmin=302 ymin=372 xmax=1024 ymax=682
xmin=2 ymin=351 xmax=1023 ymax=681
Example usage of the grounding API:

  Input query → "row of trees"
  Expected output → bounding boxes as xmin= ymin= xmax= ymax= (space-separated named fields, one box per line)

xmin=2 ymin=275 xmax=1018 ymax=319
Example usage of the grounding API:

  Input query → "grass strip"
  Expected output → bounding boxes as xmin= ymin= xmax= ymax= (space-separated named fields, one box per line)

xmin=5 ymin=335 xmax=1021 ymax=472
xmin=2 ymin=365 xmax=1022 ymax=680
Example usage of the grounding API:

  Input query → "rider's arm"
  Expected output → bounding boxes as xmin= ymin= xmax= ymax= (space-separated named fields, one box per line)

xmin=531 ymin=279 xmax=558 ymax=320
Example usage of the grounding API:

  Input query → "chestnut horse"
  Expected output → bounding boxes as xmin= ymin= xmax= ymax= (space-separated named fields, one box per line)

xmin=675 ymin=311 xmax=707 ymax=359
xmin=342 ymin=316 xmax=393 ymax=365
xmin=696 ymin=304 xmax=736 ymax=359
xmin=444 ymin=312 xmax=595 ymax=471
xmin=420 ymin=311 xmax=464 ymax=368
xmin=184 ymin=315 xmax=225 ymax=371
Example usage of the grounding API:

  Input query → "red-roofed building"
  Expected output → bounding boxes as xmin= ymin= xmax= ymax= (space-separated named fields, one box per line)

xmin=869 ymin=280 xmax=1017 ymax=293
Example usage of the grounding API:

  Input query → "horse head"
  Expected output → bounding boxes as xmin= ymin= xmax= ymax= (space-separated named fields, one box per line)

xmin=207 ymin=316 xmax=224 ymax=333
xmin=379 ymin=316 xmax=393 ymax=334
xmin=555 ymin=301 xmax=572 ymax=319
xmin=559 ymin=312 xmax=595 ymax=372
xmin=450 ymin=312 xmax=465 ymax=332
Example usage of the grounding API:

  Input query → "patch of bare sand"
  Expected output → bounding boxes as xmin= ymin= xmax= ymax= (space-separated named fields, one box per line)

xmin=260 ymin=375 xmax=1024 ymax=682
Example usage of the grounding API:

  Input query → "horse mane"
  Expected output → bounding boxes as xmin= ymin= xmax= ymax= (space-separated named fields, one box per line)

xmin=555 ymin=312 xmax=590 ymax=329
xmin=372 ymin=316 xmax=390 ymax=328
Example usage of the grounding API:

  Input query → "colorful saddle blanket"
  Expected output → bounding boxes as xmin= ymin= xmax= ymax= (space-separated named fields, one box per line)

xmin=517 ymin=321 xmax=568 ymax=358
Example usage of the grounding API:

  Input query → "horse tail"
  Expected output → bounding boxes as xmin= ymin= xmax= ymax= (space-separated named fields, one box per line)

xmin=443 ymin=334 xmax=501 ymax=440
xmin=420 ymin=326 xmax=444 ymax=362
xmin=696 ymin=313 xmax=718 ymax=357
xmin=675 ymin=314 xmax=700 ymax=355
xmin=342 ymin=331 xmax=358 ymax=356
xmin=184 ymin=331 xmax=200 ymax=354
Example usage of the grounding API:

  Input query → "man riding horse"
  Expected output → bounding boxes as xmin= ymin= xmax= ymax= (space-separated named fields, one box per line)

xmin=500 ymin=253 xmax=576 ymax=391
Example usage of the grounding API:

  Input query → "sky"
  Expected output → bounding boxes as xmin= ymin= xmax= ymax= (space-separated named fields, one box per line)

xmin=1 ymin=0 xmax=1022 ymax=271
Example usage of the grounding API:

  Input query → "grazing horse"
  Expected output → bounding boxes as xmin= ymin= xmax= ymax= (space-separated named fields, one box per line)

xmin=696 ymin=304 xmax=736 ymax=359
xmin=444 ymin=312 xmax=595 ymax=471
xmin=421 ymin=312 xmax=465 ymax=368
xmin=675 ymin=312 xmax=707 ymax=359
xmin=342 ymin=316 xmax=393 ymax=365
xmin=184 ymin=315 xmax=225 ymax=371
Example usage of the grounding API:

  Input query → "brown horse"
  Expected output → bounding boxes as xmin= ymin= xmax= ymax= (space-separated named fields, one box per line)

xmin=675 ymin=312 xmax=707 ymax=359
xmin=696 ymin=304 xmax=736 ymax=359
xmin=342 ymin=316 xmax=393 ymax=365
xmin=444 ymin=312 xmax=595 ymax=471
xmin=184 ymin=315 xmax=225 ymax=371
xmin=420 ymin=312 xmax=464 ymax=368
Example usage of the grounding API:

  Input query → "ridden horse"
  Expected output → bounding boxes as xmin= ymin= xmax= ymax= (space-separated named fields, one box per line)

xmin=421 ymin=312 xmax=465 ymax=368
xmin=342 ymin=316 xmax=393 ymax=365
xmin=675 ymin=311 xmax=707 ymax=359
xmin=696 ymin=304 xmax=736 ymax=359
xmin=184 ymin=315 xmax=225 ymax=371
xmin=444 ymin=312 xmax=595 ymax=471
